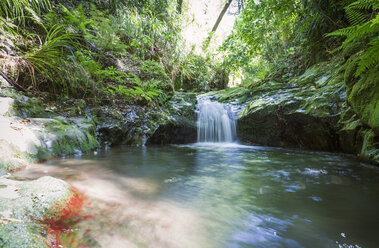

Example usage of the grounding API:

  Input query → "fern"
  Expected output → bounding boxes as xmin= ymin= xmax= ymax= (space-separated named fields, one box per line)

xmin=345 ymin=0 xmax=377 ymax=25
xmin=327 ymin=0 xmax=379 ymax=77
xmin=0 ymin=0 xmax=51 ymax=25
xmin=355 ymin=37 xmax=379 ymax=76
xmin=23 ymin=25 xmax=81 ymax=88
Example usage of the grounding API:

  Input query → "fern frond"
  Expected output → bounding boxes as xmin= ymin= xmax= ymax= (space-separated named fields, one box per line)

xmin=344 ymin=0 xmax=376 ymax=25
xmin=372 ymin=13 xmax=379 ymax=25
xmin=347 ymin=0 xmax=375 ymax=10
xmin=23 ymin=25 xmax=80 ymax=85
xmin=346 ymin=8 xmax=368 ymax=25
xmin=326 ymin=25 xmax=358 ymax=37
xmin=0 ymin=0 xmax=51 ymax=25
xmin=328 ymin=0 xmax=378 ymax=76
xmin=355 ymin=37 xmax=379 ymax=76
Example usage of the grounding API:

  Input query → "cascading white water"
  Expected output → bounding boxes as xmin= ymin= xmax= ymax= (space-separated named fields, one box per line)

xmin=196 ymin=97 xmax=237 ymax=143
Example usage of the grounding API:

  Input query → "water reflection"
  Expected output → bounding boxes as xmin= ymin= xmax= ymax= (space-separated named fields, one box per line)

xmin=13 ymin=145 xmax=379 ymax=248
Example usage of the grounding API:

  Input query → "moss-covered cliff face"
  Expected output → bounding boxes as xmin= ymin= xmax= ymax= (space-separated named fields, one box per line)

xmin=213 ymin=59 xmax=378 ymax=165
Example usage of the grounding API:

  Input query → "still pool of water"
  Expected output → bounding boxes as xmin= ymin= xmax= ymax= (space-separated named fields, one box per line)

xmin=14 ymin=144 xmax=379 ymax=248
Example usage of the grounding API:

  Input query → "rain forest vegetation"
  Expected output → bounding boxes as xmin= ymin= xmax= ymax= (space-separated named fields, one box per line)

xmin=0 ymin=0 xmax=377 ymax=107
xmin=220 ymin=0 xmax=378 ymax=88
xmin=0 ymin=0 xmax=222 ymax=107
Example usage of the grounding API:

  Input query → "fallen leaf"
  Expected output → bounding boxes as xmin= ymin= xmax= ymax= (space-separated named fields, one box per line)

xmin=10 ymin=126 xmax=21 ymax=131
xmin=20 ymin=119 xmax=31 ymax=125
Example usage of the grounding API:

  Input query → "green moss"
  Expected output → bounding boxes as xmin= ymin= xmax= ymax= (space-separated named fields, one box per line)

xmin=0 ymin=176 xmax=73 ymax=248
xmin=211 ymin=87 xmax=251 ymax=103
xmin=359 ymin=129 xmax=379 ymax=164
xmin=347 ymin=64 xmax=379 ymax=133
xmin=344 ymin=55 xmax=359 ymax=85
xmin=44 ymin=118 xmax=98 ymax=156
xmin=0 ymin=89 xmax=46 ymax=118
xmin=0 ymin=222 xmax=48 ymax=248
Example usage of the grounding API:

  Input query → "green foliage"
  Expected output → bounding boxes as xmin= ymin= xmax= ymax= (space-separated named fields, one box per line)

xmin=220 ymin=0 xmax=350 ymax=84
xmin=106 ymin=73 xmax=165 ymax=105
xmin=140 ymin=60 xmax=173 ymax=94
xmin=0 ymin=17 xmax=18 ymax=34
xmin=178 ymin=53 xmax=214 ymax=92
xmin=23 ymin=25 xmax=80 ymax=90
xmin=0 ymin=0 xmax=51 ymax=25
xmin=327 ymin=0 xmax=379 ymax=77
xmin=0 ymin=0 xmax=190 ymax=106
xmin=141 ymin=60 xmax=170 ymax=81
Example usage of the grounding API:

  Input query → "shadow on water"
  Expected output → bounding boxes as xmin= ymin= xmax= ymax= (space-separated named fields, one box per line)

xmin=13 ymin=144 xmax=379 ymax=248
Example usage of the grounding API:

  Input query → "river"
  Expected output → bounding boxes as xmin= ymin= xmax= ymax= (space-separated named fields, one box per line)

xmin=13 ymin=143 xmax=379 ymax=248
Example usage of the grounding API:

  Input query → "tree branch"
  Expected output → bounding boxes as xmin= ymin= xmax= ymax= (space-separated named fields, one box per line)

xmin=0 ymin=69 xmax=27 ymax=92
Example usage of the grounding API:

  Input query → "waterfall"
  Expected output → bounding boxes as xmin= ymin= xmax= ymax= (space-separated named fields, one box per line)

xmin=196 ymin=97 xmax=237 ymax=143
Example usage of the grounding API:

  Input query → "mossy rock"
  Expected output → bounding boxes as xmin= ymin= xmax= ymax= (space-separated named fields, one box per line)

xmin=148 ymin=92 xmax=198 ymax=144
xmin=0 ymin=176 xmax=73 ymax=248
xmin=337 ymin=106 xmax=363 ymax=154
xmin=358 ymin=129 xmax=379 ymax=165
xmin=0 ymin=89 xmax=46 ymax=118
xmin=89 ymin=105 xmax=165 ymax=146
xmin=346 ymin=64 xmax=379 ymax=134
xmin=0 ymin=223 xmax=49 ymax=248
xmin=207 ymin=87 xmax=252 ymax=104
xmin=0 ymin=115 xmax=98 ymax=174
xmin=236 ymin=59 xmax=349 ymax=151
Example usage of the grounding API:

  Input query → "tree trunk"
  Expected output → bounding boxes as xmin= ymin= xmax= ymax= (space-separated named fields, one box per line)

xmin=177 ymin=0 xmax=183 ymax=14
xmin=203 ymin=0 xmax=233 ymax=49
xmin=211 ymin=0 xmax=233 ymax=33
xmin=0 ymin=70 xmax=27 ymax=92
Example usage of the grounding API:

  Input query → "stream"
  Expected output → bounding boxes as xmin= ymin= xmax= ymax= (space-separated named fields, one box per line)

xmin=13 ymin=144 xmax=379 ymax=248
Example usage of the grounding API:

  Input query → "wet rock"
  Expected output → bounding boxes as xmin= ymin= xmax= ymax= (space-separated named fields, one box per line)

xmin=0 ymin=88 xmax=46 ymax=118
xmin=237 ymin=84 xmax=343 ymax=151
xmin=147 ymin=92 xmax=197 ymax=144
xmin=0 ymin=176 xmax=73 ymax=248
xmin=0 ymin=90 xmax=98 ymax=175
xmin=88 ymin=105 xmax=164 ymax=146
